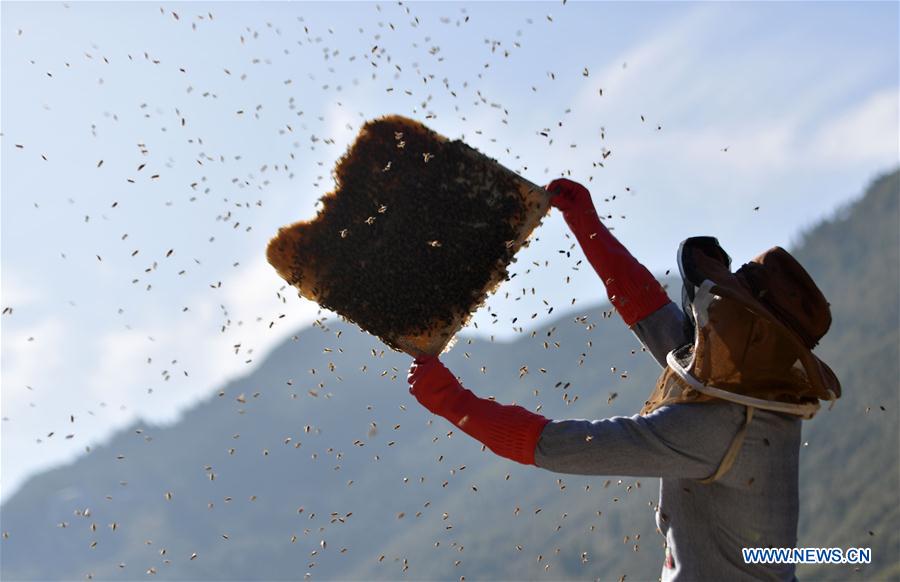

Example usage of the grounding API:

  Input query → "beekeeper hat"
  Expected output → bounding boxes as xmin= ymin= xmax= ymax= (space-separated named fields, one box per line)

xmin=640 ymin=239 xmax=841 ymax=482
xmin=670 ymin=238 xmax=840 ymax=414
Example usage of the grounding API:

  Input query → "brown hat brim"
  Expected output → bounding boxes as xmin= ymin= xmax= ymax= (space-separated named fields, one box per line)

xmin=710 ymin=281 xmax=841 ymax=401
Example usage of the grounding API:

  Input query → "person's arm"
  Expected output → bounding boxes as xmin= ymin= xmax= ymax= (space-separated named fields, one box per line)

xmin=631 ymin=302 xmax=692 ymax=367
xmin=408 ymin=355 xmax=549 ymax=465
xmin=408 ymin=356 xmax=745 ymax=478
xmin=546 ymin=178 xmax=691 ymax=365
xmin=547 ymin=178 xmax=670 ymax=327
xmin=534 ymin=402 xmax=747 ymax=478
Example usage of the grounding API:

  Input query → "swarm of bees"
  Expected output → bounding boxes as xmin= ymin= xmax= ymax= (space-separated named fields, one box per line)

xmin=6 ymin=3 xmax=877 ymax=582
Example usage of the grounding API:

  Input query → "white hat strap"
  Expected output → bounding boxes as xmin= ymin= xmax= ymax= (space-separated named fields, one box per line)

xmin=666 ymin=350 xmax=821 ymax=419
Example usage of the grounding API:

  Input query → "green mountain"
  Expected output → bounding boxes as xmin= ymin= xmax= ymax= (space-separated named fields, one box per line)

xmin=2 ymin=170 xmax=897 ymax=581
xmin=792 ymin=169 xmax=900 ymax=580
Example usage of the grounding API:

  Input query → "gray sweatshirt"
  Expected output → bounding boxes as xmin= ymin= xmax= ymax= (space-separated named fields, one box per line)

xmin=533 ymin=303 xmax=801 ymax=581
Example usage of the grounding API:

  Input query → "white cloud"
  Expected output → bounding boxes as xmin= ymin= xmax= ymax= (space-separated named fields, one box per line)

xmin=1 ymin=317 xmax=71 ymax=500
xmin=1 ymin=317 xmax=66 ymax=411
xmin=83 ymin=328 xmax=162 ymax=417
xmin=587 ymin=5 xmax=716 ymax=105
xmin=76 ymin=255 xmax=321 ymax=427
xmin=0 ymin=271 xmax=44 ymax=311
xmin=810 ymin=89 xmax=899 ymax=165
xmin=220 ymin=254 xmax=321 ymax=369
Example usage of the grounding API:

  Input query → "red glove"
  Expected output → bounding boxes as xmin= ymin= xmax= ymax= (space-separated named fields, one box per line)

xmin=546 ymin=178 xmax=670 ymax=326
xmin=408 ymin=355 xmax=549 ymax=466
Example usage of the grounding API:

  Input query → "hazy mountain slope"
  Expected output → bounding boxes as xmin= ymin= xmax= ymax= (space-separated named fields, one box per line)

xmin=1 ymin=170 xmax=897 ymax=581
xmin=793 ymin=169 xmax=900 ymax=580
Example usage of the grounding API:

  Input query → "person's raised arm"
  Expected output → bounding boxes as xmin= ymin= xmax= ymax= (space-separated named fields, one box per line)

xmin=547 ymin=178 xmax=690 ymax=365
xmin=547 ymin=178 xmax=669 ymax=326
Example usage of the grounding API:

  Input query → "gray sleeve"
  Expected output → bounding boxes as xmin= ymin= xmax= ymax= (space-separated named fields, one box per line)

xmin=534 ymin=401 xmax=746 ymax=479
xmin=630 ymin=301 xmax=692 ymax=367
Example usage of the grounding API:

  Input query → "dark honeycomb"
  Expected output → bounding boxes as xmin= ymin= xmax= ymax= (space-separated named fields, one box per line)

xmin=268 ymin=115 xmax=536 ymax=352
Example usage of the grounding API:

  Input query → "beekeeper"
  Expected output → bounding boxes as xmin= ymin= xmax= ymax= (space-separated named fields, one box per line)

xmin=407 ymin=178 xmax=840 ymax=581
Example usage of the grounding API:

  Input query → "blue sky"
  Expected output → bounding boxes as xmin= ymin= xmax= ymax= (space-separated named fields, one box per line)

xmin=2 ymin=1 xmax=897 ymax=499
